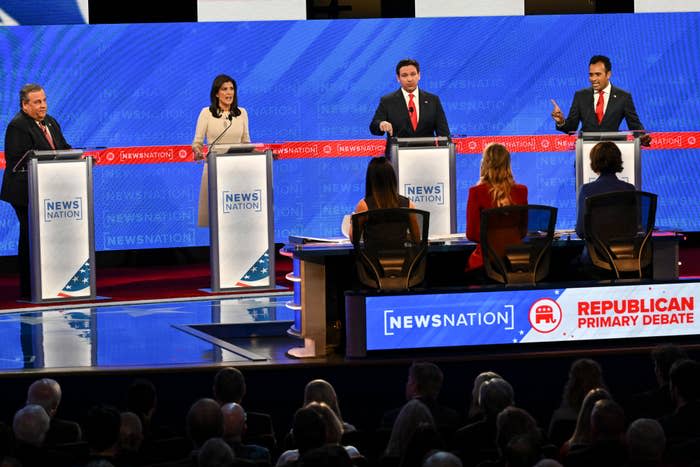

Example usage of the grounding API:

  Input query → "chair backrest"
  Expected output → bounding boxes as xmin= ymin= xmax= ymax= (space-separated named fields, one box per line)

xmin=351 ymin=208 xmax=429 ymax=290
xmin=480 ymin=204 xmax=558 ymax=285
xmin=584 ymin=190 xmax=657 ymax=279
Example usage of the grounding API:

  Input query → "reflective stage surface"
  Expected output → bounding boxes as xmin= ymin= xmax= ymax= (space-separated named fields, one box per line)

xmin=0 ymin=293 xmax=300 ymax=373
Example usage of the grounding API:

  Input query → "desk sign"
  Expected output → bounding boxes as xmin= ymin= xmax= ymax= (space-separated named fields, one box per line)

xmin=351 ymin=282 xmax=699 ymax=354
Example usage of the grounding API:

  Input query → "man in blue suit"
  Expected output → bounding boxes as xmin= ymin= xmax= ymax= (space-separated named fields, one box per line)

xmin=370 ymin=58 xmax=451 ymax=156
xmin=551 ymin=55 xmax=651 ymax=146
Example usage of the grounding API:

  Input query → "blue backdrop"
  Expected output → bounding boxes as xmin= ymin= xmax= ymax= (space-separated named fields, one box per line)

xmin=1 ymin=13 xmax=699 ymax=254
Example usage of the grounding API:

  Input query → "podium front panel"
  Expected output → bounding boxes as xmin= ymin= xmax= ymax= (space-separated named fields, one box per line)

xmin=210 ymin=152 xmax=274 ymax=291
xmin=577 ymin=139 xmax=641 ymax=190
xmin=396 ymin=146 xmax=455 ymax=236
xmin=29 ymin=159 xmax=94 ymax=301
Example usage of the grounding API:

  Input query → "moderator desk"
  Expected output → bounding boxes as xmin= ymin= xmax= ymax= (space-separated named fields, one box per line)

xmin=283 ymin=232 xmax=681 ymax=358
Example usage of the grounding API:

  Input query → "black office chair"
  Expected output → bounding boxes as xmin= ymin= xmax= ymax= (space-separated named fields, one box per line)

xmin=583 ymin=190 xmax=657 ymax=279
xmin=480 ymin=204 xmax=558 ymax=285
xmin=351 ymin=208 xmax=429 ymax=290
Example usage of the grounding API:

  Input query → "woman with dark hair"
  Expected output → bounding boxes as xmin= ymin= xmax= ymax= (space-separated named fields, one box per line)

xmin=465 ymin=143 xmax=528 ymax=271
xmin=575 ymin=141 xmax=635 ymax=239
xmin=350 ymin=156 xmax=419 ymax=240
xmin=192 ymin=74 xmax=250 ymax=227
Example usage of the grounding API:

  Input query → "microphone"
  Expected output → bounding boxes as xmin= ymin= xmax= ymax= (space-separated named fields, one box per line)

xmin=202 ymin=113 xmax=235 ymax=158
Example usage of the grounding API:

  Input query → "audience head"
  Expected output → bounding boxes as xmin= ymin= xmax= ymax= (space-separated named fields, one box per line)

xmin=479 ymin=377 xmax=515 ymax=419
xmin=533 ymin=460 xmax=563 ymax=467
xmin=626 ymin=418 xmax=665 ymax=465
xmin=292 ymin=406 xmax=327 ymax=456
xmin=198 ymin=437 xmax=234 ymax=467
xmin=386 ymin=399 xmax=436 ymax=457
xmin=479 ymin=143 xmax=515 ymax=207
xmin=12 ymin=404 xmax=50 ymax=447
xmin=26 ymin=378 xmax=62 ymax=418
xmin=495 ymin=406 xmax=540 ymax=456
xmin=468 ymin=371 xmax=501 ymax=418
xmin=221 ymin=402 xmax=246 ymax=442
xmin=85 ymin=404 xmax=121 ymax=455
xmin=400 ymin=422 xmax=444 ymax=467
xmin=590 ymin=399 xmax=625 ymax=442
xmin=304 ymin=379 xmax=344 ymax=424
xmin=119 ymin=411 xmax=143 ymax=455
xmin=503 ymin=434 xmax=542 ymax=467
xmin=589 ymin=141 xmax=623 ymax=175
xmin=186 ymin=398 xmax=224 ymax=448
xmin=669 ymin=358 xmax=700 ymax=406
xmin=422 ymin=451 xmax=463 ymax=467
xmin=563 ymin=358 xmax=606 ymax=413
xmin=305 ymin=401 xmax=344 ymax=444
xmin=213 ymin=367 xmax=247 ymax=404
xmin=406 ymin=361 xmax=444 ymax=402
xmin=651 ymin=344 xmax=687 ymax=386
xmin=300 ymin=444 xmax=353 ymax=467
xmin=126 ymin=378 xmax=157 ymax=421
xmin=569 ymin=387 xmax=612 ymax=445
xmin=365 ymin=156 xmax=399 ymax=208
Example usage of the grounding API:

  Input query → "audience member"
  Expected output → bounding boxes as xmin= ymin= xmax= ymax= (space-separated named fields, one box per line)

xmin=503 ymin=434 xmax=543 ymax=467
xmin=625 ymin=418 xmax=665 ymax=467
xmin=221 ymin=402 xmax=270 ymax=463
xmin=12 ymin=404 xmax=51 ymax=466
xmin=627 ymin=344 xmax=688 ymax=421
xmin=559 ymin=388 xmax=612 ymax=458
xmin=198 ymin=437 xmax=235 ymax=467
xmin=452 ymin=378 xmax=514 ymax=467
xmin=26 ymin=378 xmax=82 ymax=445
xmin=117 ymin=411 xmax=143 ymax=465
xmin=382 ymin=362 xmax=460 ymax=439
xmin=382 ymin=399 xmax=436 ymax=467
xmin=187 ymin=398 xmax=224 ymax=451
xmin=533 ymin=460 xmax=562 ymax=467
xmin=213 ymin=367 xmax=247 ymax=404
xmin=660 ymin=359 xmax=700 ymax=446
xmin=562 ymin=399 xmax=627 ymax=467
xmin=299 ymin=444 xmax=353 ymax=467
xmin=466 ymin=371 xmax=501 ymax=423
xmin=548 ymin=359 xmax=606 ymax=448
xmin=277 ymin=406 xmax=326 ymax=467
xmin=399 ymin=422 xmax=444 ymax=467
xmin=84 ymin=404 xmax=121 ymax=465
xmin=423 ymin=451 xmax=463 ymax=467
xmin=304 ymin=379 xmax=356 ymax=433
xmin=126 ymin=378 xmax=173 ymax=443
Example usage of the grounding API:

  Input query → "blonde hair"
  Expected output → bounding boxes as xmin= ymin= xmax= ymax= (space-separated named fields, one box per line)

xmin=480 ymin=143 xmax=516 ymax=207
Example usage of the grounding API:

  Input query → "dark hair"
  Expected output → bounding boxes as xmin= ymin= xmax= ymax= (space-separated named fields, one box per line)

xmin=589 ymin=141 xmax=623 ymax=174
xmin=187 ymin=398 xmax=224 ymax=448
xmin=19 ymin=83 xmax=43 ymax=108
xmin=589 ymin=55 xmax=612 ymax=72
xmin=85 ymin=405 xmax=121 ymax=452
xmin=208 ymin=74 xmax=241 ymax=118
xmin=213 ymin=367 xmax=246 ymax=404
xmin=365 ymin=157 xmax=399 ymax=208
xmin=651 ymin=344 xmax=687 ymax=383
xmin=669 ymin=359 xmax=700 ymax=401
xmin=292 ymin=406 xmax=327 ymax=455
xmin=126 ymin=379 xmax=157 ymax=416
xmin=409 ymin=361 xmax=444 ymax=400
xmin=396 ymin=58 xmax=420 ymax=75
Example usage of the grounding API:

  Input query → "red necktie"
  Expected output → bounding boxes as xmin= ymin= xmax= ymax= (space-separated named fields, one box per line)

xmin=595 ymin=90 xmax=605 ymax=124
xmin=408 ymin=93 xmax=417 ymax=131
xmin=40 ymin=122 xmax=55 ymax=149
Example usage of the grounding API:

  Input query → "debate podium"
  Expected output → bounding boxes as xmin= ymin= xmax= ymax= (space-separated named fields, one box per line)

xmin=207 ymin=144 xmax=275 ymax=292
xmin=24 ymin=149 xmax=96 ymax=302
xmin=576 ymin=131 xmax=642 ymax=190
xmin=391 ymin=136 xmax=456 ymax=236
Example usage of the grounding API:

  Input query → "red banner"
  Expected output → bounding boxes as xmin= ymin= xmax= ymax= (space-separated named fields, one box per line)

xmin=1 ymin=131 xmax=699 ymax=169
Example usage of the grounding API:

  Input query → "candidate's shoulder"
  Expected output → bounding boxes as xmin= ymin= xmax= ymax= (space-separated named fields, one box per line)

xmin=381 ymin=89 xmax=403 ymax=100
xmin=610 ymin=85 xmax=631 ymax=96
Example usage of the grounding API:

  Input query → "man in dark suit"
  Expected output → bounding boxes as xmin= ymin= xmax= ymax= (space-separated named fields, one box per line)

xmin=1 ymin=83 xmax=71 ymax=299
xmin=370 ymin=58 xmax=450 ymax=156
xmin=551 ymin=55 xmax=651 ymax=146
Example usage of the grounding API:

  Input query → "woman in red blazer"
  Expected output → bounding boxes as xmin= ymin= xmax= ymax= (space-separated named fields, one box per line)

xmin=466 ymin=143 xmax=528 ymax=271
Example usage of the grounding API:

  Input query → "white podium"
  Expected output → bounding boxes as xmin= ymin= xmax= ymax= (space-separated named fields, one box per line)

xmin=207 ymin=144 xmax=275 ymax=292
xmin=576 ymin=131 xmax=642 ymax=190
xmin=26 ymin=150 xmax=96 ymax=302
xmin=391 ymin=136 xmax=456 ymax=236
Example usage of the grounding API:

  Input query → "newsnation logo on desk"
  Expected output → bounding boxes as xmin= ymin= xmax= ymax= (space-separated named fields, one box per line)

xmin=364 ymin=282 xmax=698 ymax=351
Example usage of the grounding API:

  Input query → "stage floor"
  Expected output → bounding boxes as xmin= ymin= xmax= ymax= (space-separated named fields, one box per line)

xmin=0 ymin=291 xmax=327 ymax=374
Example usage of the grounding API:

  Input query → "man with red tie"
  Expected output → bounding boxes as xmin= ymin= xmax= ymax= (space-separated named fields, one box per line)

xmin=551 ymin=55 xmax=651 ymax=146
xmin=1 ymin=83 xmax=71 ymax=299
xmin=370 ymin=58 xmax=451 ymax=157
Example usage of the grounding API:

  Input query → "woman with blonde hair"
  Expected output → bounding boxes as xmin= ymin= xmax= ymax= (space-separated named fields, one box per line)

xmin=465 ymin=143 xmax=528 ymax=270
xmin=303 ymin=379 xmax=356 ymax=433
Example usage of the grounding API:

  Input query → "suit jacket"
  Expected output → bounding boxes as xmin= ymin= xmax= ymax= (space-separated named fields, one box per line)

xmin=556 ymin=85 xmax=645 ymax=134
xmin=466 ymin=183 xmax=529 ymax=270
xmin=1 ymin=110 xmax=71 ymax=207
xmin=370 ymin=89 xmax=450 ymax=156
xmin=575 ymin=173 xmax=636 ymax=238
